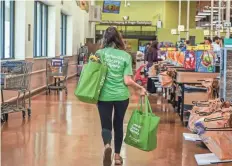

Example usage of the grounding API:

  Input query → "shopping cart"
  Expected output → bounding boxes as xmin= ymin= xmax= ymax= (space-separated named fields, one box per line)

xmin=46 ymin=58 xmax=69 ymax=95
xmin=1 ymin=61 xmax=33 ymax=122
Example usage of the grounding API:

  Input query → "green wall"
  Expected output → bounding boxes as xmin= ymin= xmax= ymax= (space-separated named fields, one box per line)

xmin=97 ymin=1 xmax=165 ymax=31
xmin=164 ymin=1 xmax=196 ymax=29
xmin=124 ymin=39 xmax=139 ymax=52
xmin=97 ymin=1 xmax=203 ymax=46
xmin=157 ymin=28 xmax=204 ymax=44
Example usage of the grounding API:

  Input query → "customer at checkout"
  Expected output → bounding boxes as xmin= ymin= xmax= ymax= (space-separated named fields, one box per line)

xmin=145 ymin=41 xmax=159 ymax=68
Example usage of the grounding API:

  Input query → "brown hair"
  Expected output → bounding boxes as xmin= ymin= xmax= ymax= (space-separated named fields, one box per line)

xmin=102 ymin=26 xmax=125 ymax=50
xmin=148 ymin=41 xmax=158 ymax=52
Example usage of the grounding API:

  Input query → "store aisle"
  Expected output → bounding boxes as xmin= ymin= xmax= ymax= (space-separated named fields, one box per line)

xmin=1 ymin=78 xmax=224 ymax=166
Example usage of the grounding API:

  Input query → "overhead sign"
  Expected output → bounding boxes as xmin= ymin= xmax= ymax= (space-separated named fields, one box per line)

xmin=203 ymin=30 xmax=210 ymax=36
xmin=171 ymin=29 xmax=177 ymax=35
xmin=89 ymin=5 xmax=101 ymax=22
xmin=178 ymin=25 xmax=185 ymax=32
xmin=215 ymin=24 xmax=223 ymax=30
xmin=224 ymin=38 xmax=232 ymax=48
xmin=157 ymin=20 xmax=162 ymax=29
xmin=223 ymin=22 xmax=231 ymax=28
xmin=99 ymin=21 xmax=152 ymax=26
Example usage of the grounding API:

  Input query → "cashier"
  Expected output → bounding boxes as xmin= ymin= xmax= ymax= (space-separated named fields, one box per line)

xmin=212 ymin=36 xmax=221 ymax=61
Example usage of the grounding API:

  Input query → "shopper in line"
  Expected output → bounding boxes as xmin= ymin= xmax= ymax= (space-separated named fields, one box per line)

xmin=96 ymin=26 xmax=147 ymax=166
xmin=181 ymin=40 xmax=190 ymax=52
xmin=144 ymin=43 xmax=151 ymax=54
xmin=145 ymin=41 xmax=159 ymax=68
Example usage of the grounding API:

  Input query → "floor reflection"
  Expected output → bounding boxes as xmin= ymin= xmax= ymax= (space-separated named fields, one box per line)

xmin=2 ymin=78 xmax=231 ymax=166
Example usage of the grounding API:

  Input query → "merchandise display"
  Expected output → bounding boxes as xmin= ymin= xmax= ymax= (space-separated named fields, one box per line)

xmin=184 ymin=50 xmax=196 ymax=69
xmin=195 ymin=51 xmax=215 ymax=73
xmin=153 ymin=37 xmax=231 ymax=164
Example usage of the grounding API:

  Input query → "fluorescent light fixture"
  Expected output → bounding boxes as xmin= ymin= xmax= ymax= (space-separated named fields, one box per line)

xmin=209 ymin=7 xmax=226 ymax=9
xmin=198 ymin=12 xmax=211 ymax=16
xmin=195 ymin=15 xmax=206 ymax=18
xmin=203 ymin=10 xmax=217 ymax=13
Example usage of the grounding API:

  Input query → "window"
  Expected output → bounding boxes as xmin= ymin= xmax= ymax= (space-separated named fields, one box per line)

xmin=34 ymin=1 xmax=48 ymax=57
xmin=0 ymin=0 xmax=15 ymax=59
xmin=60 ymin=13 xmax=67 ymax=56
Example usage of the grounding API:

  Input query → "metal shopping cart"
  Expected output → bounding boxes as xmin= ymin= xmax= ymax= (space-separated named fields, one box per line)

xmin=46 ymin=57 xmax=69 ymax=95
xmin=1 ymin=61 xmax=33 ymax=122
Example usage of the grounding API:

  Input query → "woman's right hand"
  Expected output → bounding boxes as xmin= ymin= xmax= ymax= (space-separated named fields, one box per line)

xmin=140 ymin=87 xmax=147 ymax=96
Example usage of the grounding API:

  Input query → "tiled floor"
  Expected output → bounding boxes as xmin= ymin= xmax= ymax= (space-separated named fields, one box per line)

xmin=1 ymin=78 xmax=230 ymax=166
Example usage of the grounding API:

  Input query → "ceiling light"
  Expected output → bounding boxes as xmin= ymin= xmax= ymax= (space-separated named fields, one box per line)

xmin=198 ymin=12 xmax=211 ymax=16
xmin=203 ymin=10 xmax=217 ymax=13
xmin=195 ymin=15 xmax=206 ymax=18
xmin=209 ymin=7 xmax=226 ymax=9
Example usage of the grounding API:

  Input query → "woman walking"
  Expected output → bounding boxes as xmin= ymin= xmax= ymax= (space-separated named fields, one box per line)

xmin=96 ymin=26 xmax=147 ymax=166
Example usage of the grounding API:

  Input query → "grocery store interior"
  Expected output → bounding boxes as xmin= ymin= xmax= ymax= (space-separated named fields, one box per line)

xmin=1 ymin=0 xmax=232 ymax=166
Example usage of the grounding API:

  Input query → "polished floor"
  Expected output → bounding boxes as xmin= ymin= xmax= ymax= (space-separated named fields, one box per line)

xmin=1 ymin=78 xmax=230 ymax=166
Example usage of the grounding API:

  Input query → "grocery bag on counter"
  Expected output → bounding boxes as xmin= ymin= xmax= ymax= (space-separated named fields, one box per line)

xmin=199 ymin=130 xmax=232 ymax=160
xmin=194 ymin=110 xmax=232 ymax=160
xmin=75 ymin=55 xmax=107 ymax=104
xmin=159 ymin=70 xmax=175 ymax=88
xmin=124 ymin=96 xmax=160 ymax=151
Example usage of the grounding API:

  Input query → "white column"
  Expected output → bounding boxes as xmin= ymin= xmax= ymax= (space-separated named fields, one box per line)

xmin=14 ymin=1 xmax=26 ymax=60
xmin=226 ymin=0 xmax=231 ymax=38
xmin=218 ymin=0 xmax=221 ymax=37
xmin=178 ymin=0 xmax=181 ymax=41
xmin=210 ymin=0 xmax=214 ymax=39
xmin=186 ymin=0 xmax=190 ymax=40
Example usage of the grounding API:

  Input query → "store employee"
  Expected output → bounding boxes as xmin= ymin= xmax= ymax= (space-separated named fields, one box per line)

xmin=212 ymin=36 xmax=221 ymax=60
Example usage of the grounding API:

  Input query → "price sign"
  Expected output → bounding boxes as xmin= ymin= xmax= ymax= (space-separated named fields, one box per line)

xmin=167 ymin=47 xmax=176 ymax=51
xmin=203 ymin=30 xmax=210 ymax=36
xmin=223 ymin=22 xmax=231 ymax=28
xmin=187 ymin=46 xmax=197 ymax=51
xmin=171 ymin=29 xmax=177 ymax=35
xmin=197 ymin=45 xmax=211 ymax=50
xmin=216 ymin=24 xmax=223 ymax=30
xmin=178 ymin=25 xmax=185 ymax=32
xmin=160 ymin=48 xmax=167 ymax=51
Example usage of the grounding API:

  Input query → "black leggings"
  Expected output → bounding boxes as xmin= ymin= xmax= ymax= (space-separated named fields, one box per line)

xmin=97 ymin=99 xmax=129 ymax=154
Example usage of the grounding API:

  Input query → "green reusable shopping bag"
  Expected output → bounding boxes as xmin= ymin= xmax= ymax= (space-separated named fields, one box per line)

xmin=74 ymin=61 xmax=107 ymax=104
xmin=124 ymin=96 xmax=160 ymax=151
